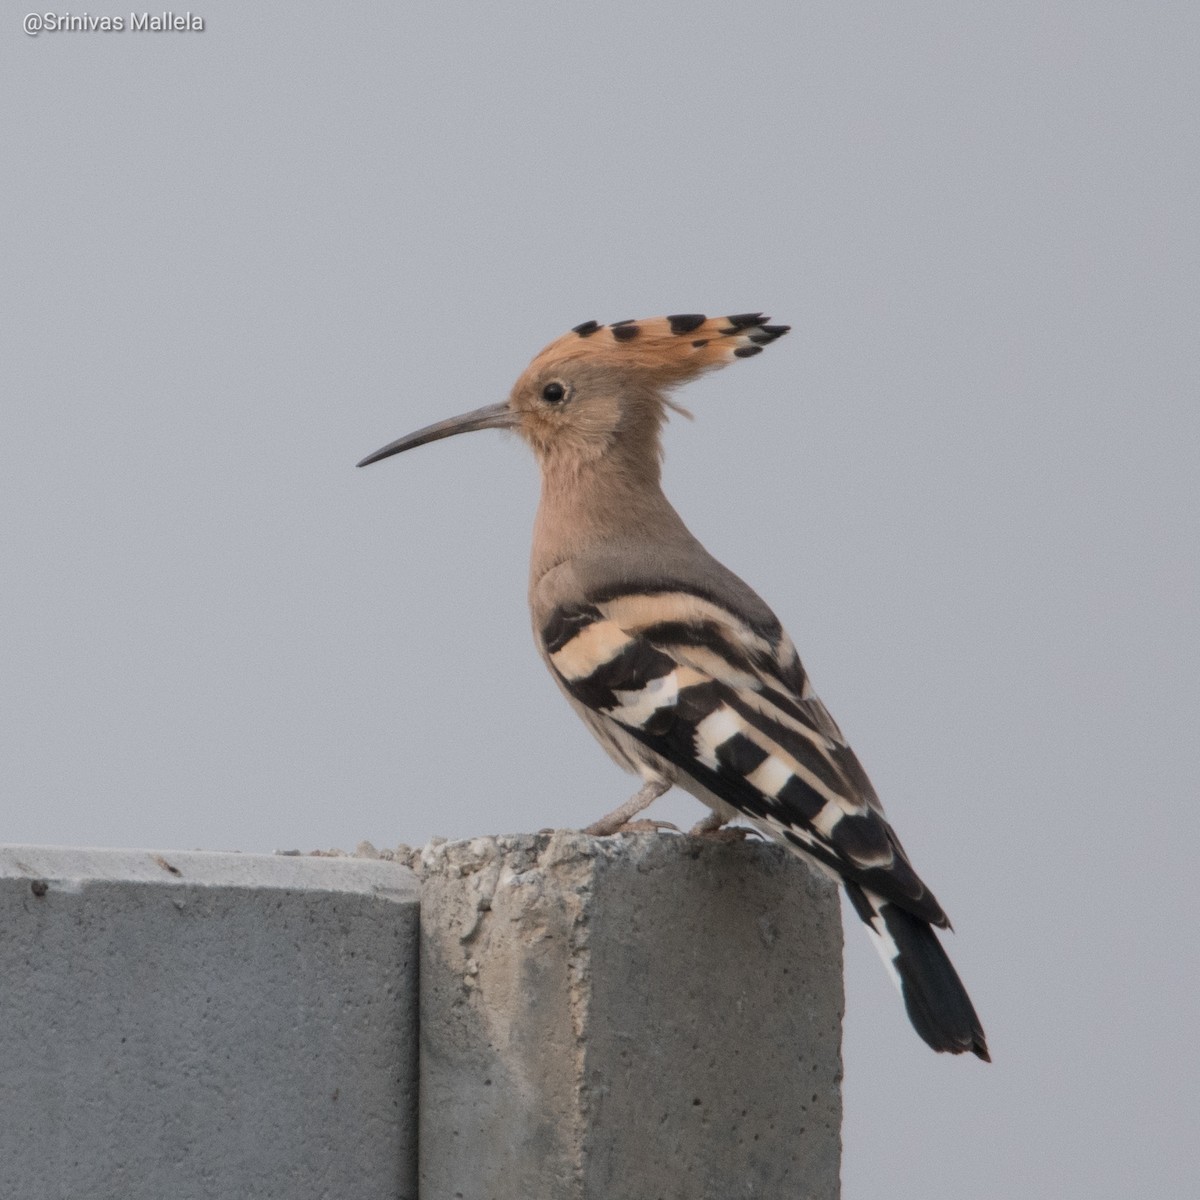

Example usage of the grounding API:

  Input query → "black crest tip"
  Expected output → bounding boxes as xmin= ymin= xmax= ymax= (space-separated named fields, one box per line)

xmin=749 ymin=325 xmax=790 ymax=345
xmin=667 ymin=313 xmax=707 ymax=335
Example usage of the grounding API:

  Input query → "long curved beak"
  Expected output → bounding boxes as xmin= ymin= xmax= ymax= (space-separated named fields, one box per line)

xmin=356 ymin=401 xmax=518 ymax=468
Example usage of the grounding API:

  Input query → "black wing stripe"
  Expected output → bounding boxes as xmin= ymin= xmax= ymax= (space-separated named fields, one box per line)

xmin=567 ymin=639 xmax=677 ymax=711
xmin=715 ymin=731 xmax=771 ymax=777
xmin=775 ymin=774 xmax=830 ymax=823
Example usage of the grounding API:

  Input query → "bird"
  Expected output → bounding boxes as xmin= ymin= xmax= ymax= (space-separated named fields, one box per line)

xmin=358 ymin=312 xmax=989 ymax=1060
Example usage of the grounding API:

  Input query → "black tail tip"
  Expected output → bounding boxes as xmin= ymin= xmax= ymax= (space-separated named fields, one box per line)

xmin=950 ymin=1032 xmax=991 ymax=1062
xmin=876 ymin=896 xmax=991 ymax=1063
xmin=906 ymin=981 xmax=990 ymax=1062
xmin=917 ymin=1013 xmax=990 ymax=1062
xmin=918 ymin=1011 xmax=989 ymax=1060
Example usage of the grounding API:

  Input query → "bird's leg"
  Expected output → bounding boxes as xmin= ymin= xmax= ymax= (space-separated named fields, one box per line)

xmin=585 ymin=778 xmax=672 ymax=836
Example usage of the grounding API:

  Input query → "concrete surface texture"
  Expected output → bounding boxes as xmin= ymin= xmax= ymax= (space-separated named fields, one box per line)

xmin=0 ymin=846 xmax=420 ymax=1200
xmin=415 ymin=831 xmax=843 ymax=1200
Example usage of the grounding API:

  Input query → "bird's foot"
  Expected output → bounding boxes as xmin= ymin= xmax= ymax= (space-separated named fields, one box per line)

xmin=687 ymin=812 xmax=762 ymax=841
xmin=605 ymin=819 xmax=680 ymax=835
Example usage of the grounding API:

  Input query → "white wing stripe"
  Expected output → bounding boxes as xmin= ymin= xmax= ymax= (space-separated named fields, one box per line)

xmin=746 ymin=755 xmax=793 ymax=798
xmin=550 ymin=619 xmax=632 ymax=680
xmin=692 ymin=706 xmax=746 ymax=768
xmin=608 ymin=672 xmax=680 ymax=727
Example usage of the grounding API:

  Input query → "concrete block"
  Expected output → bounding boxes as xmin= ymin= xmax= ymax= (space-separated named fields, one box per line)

xmin=417 ymin=831 xmax=843 ymax=1200
xmin=0 ymin=846 xmax=420 ymax=1200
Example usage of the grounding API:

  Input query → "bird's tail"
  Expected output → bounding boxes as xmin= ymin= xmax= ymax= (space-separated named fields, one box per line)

xmin=845 ymin=882 xmax=990 ymax=1061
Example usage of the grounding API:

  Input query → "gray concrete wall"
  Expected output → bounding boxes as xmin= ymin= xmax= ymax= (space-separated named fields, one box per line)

xmin=0 ymin=847 xmax=420 ymax=1200
xmin=2 ymin=835 xmax=842 ymax=1200
xmin=416 ymin=832 xmax=844 ymax=1200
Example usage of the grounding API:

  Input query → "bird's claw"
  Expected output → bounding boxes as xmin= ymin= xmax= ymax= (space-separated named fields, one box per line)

xmin=585 ymin=818 xmax=679 ymax=836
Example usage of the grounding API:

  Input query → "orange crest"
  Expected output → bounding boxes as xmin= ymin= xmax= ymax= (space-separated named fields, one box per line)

xmin=527 ymin=313 xmax=789 ymax=388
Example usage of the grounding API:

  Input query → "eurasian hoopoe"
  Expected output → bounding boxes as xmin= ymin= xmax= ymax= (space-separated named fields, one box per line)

xmin=359 ymin=313 xmax=989 ymax=1061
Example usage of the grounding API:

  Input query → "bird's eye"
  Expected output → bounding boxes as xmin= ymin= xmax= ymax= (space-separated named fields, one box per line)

xmin=541 ymin=381 xmax=567 ymax=404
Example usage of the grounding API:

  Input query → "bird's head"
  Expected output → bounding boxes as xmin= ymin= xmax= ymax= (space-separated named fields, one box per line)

xmin=356 ymin=313 xmax=789 ymax=471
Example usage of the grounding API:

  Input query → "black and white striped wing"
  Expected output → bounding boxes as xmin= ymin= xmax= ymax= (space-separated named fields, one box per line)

xmin=542 ymin=588 xmax=947 ymax=927
xmin=543 ymin=587 xmax=989 ymax=1059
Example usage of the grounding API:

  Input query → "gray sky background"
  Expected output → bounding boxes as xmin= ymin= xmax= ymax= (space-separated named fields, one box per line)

xmin=4 ymin=4 xmax=1197 ymax=1196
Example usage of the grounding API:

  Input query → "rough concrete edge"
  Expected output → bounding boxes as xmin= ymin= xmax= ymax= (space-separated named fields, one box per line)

xmin=408 ymin=830 xmax=839 ymax=1196
xmin=409 ymin=831 xmax=623 ymax=1190
xmin=0 ymin=844 xmax=419 ymax=900
xmin=355 ymin=827 xmax=806 ymax=877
